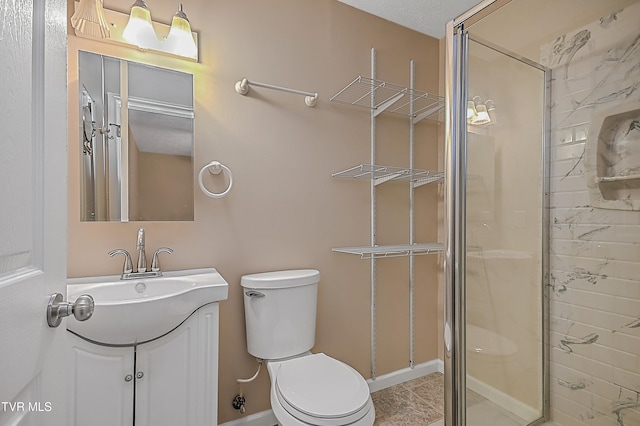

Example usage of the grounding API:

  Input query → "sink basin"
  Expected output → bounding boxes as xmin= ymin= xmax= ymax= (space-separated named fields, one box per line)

xmin=67 ymin=268 xmax=228 ymax=345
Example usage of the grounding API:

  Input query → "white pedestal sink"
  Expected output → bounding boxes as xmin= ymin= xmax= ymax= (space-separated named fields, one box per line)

xmin=66 ymin=267 xmax=229 ymax=345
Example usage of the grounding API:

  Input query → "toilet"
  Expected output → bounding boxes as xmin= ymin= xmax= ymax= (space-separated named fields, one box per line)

xmin=241 ymin=269 xmax=375 ymax=426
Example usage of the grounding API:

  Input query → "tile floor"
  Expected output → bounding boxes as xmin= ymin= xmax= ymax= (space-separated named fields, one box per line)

xmin=371 ymin=374 xmax=561 ymax=426
xmin=371 ymin=373 xmax=446 ymax=425
xmin=371 ymin=372 xmax=499 ymax=426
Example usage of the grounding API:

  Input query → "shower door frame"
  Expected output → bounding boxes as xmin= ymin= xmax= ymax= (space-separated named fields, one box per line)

xmin=444 ymin=2 xmax=551 ymax=425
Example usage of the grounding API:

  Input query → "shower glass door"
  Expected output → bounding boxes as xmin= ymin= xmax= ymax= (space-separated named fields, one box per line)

xmin=464 ymin=35 xmax=548 ymax=426
xmin=444 ymin=4 xmax=549 ymax=425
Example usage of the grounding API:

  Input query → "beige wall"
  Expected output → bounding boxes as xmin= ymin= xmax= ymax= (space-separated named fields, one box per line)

xmin=67 ymin=0 xmax=442 ymax=422
xmin=136 ymin=152 xmax=193 ymax=221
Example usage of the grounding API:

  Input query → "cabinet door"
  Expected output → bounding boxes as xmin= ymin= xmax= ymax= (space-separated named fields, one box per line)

xmin=135 ymin=303 xmax=220 ymax=426
xmin=67 ymin=333 xmax=134 ymax=426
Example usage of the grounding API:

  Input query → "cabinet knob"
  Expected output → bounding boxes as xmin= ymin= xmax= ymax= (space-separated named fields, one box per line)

xmin=136 ymin=371 xmax=144 ymax=380
xmin=124 ymin=374 xmax=133 ymax=382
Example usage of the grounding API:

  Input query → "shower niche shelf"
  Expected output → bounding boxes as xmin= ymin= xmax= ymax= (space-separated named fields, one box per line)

xmin=586 ymin=100 xmax=640 ymax=211
xmin=596 ymin=174 xmax=640 ymax=183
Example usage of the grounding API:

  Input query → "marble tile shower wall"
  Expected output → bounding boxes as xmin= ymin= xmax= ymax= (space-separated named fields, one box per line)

xmin=540 ymin=3 xmax=640 ymax=426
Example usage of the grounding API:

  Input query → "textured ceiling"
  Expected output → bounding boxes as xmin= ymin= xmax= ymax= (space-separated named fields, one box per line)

xmin=338 ymin=0 xmax=484 ymax=39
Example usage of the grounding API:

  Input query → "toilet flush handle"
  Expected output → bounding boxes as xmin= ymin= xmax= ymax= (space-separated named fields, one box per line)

xmin=245 ymin=290 xmax=265 ymax=298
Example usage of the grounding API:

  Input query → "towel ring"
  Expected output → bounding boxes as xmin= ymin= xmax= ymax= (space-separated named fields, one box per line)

xmin=198 ymin=161 xmax=233 ymax=198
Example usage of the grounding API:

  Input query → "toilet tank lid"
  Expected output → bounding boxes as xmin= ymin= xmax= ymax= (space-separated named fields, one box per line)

xmin=241 ymin=269 xmax=320 ymax=289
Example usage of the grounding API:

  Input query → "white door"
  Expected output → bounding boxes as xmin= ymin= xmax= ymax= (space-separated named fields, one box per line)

xmin=0 ymin=0 xmax=69 ymax=424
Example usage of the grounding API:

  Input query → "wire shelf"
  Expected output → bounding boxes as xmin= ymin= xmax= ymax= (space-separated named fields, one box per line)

xmin=330 ymin=76 xmax=444 ymax=123
xmin=332 ymin=243 xmax=443 ymax=259
xmin=332 ymin=164 xmax=444 ymax=187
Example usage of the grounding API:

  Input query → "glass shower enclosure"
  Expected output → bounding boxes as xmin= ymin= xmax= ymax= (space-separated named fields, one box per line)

xmin=444 ymin=2 xmax=549 ymax=425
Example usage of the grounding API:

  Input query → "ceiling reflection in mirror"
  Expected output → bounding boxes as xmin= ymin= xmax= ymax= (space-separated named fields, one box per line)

xmin=79 ymin=51 xmax=194 ymax=222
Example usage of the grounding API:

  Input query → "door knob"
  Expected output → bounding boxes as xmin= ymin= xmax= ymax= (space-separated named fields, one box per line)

xmin=47 ymin=293 xmax=94 ymax=328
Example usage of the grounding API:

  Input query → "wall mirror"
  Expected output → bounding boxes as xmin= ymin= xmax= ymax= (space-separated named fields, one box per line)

xmin=78 ymin=51 xmax=194 ymax=222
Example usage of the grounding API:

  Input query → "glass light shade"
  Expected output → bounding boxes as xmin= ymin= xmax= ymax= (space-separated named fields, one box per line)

xmin=71 ymin=0 xmax=110 ymax=39
xmin=165 ymin=5 xmax=198 ymax=59
xmin=471 ymin=104 xmax=491 ymax=125
xmin=122 ymin=0 xmax=158 ymax=50
xmin=467 ymin=100 xmax=478 ymax=121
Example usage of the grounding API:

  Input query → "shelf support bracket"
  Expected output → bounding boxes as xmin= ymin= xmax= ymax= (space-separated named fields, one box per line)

xmin=374 ymin=91 xmax=406 ymax=117
xmin=412 ymin=103 xmax=445 ymax=124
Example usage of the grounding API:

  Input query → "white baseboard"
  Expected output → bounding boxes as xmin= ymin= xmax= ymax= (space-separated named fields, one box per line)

xmin=218 ymin=409 xmax=277 ymax=426
xmin=467 ymin=374 xmax=538 ymax=422
xmin=367 ymin=358 xmax=444 ymax=393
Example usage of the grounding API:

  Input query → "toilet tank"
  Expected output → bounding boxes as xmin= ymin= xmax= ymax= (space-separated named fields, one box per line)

xmin=241 ymin=269 xmax=319 ymax=360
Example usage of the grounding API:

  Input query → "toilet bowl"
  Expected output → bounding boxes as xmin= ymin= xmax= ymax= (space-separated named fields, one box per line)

xmin=268 ymin=354 xmax=375 ymax=425
xmin=241 ymin=270 xmax=375 ymax=426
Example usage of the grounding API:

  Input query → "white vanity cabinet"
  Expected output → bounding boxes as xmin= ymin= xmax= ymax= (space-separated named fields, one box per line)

xmin=68 ymin=303 xmax=220 ymax=426
xmin=67 ymin=339 xmax=134 ymax=425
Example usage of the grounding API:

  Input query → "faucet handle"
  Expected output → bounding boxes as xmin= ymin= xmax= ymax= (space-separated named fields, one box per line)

xmin=136 ymin=228 xmax=147 ymax=273
xmin=151 ymin=247 xmax=173 ymax=272
xmin=136 ymin=228 xmax=145 ymax=249
xmin=108 ymin=249 xmax=133 ymax=274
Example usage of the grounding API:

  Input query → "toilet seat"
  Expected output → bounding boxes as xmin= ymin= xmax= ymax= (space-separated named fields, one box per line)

xmin=274 ymin=353 xmax=372 ymax=425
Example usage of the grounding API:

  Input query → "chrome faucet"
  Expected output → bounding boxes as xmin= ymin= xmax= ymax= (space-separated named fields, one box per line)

xmin=109 ymin=228 xmax=173 ymax=280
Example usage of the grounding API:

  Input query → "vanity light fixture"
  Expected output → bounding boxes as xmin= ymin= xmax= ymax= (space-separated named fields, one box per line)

xmin=121 ymin=1 xmax=198 ymax=60
xmin=71 ymin=0 xmax=199 ymax=61
xmin=70 ymin=0 xmax=110 ymax=39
